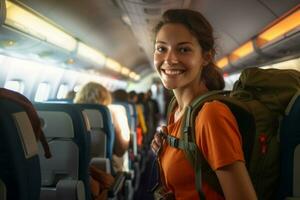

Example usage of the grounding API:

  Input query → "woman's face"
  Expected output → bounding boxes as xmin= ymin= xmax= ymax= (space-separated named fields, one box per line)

xmin=154 ymin=23 xmax=206 ymax=90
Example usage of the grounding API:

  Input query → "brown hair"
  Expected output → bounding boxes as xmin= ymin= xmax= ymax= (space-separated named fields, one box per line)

xmin=154 ymin=9 xmax=225 ymax=90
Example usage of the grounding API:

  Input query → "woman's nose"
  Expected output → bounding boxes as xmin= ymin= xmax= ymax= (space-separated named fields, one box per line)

xmin=164 ymin=50 xmax=178 ymax=65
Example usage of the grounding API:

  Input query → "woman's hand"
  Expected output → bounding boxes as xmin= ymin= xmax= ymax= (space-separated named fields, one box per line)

xmin=151 ymin=126 xmax=167 ymax=155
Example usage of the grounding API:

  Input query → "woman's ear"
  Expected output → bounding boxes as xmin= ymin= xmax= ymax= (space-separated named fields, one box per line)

xmin=202 ymin=51 xmax=213 ymax=66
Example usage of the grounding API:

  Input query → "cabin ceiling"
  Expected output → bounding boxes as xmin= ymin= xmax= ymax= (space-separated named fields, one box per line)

xmin=8 ymin=0 xmax=300 ymax=80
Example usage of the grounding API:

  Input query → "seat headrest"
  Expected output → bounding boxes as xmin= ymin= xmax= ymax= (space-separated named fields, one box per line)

xmin=38 ymin=111 xmax=74 ymax=138
xmin=12 ymin=111 xmax=38 ymax=159
xmin=83 ymin=109 xmax=104 ymax=129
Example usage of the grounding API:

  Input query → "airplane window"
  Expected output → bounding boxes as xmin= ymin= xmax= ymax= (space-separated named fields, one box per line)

xmin=73 ymin=85 xmax=82 ymax=92
xmin=34 ymin=82 xmax=50 ymax=102
xmin=56 ymin=84 xmax=69 ymax=99
xmin=4 ymin=80 xmax=24 ymax=94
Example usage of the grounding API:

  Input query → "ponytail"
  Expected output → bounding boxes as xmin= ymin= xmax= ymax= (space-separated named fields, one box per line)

xmin=201 ymin=63 xmax=225 ymax=90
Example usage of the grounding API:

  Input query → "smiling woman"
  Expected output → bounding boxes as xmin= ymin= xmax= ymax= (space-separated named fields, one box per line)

xmin=151 ymin=9 xmax=257 ymax=200
xmin=0 ymin=0 xmax=300 ymax=199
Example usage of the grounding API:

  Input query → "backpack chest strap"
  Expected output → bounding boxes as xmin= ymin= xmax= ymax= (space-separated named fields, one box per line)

xmin=165 ymin=134 xmax=198 ymax=151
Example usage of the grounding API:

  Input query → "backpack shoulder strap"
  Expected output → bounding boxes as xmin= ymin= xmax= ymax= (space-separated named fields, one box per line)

xmin=165 ymin=90 xmax=230 ymax=198
xmin=165 ymin=90 xmax=255 ymax=197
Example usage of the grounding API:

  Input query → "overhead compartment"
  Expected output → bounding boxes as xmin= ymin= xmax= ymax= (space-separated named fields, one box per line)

xmin=0 ymin=25 xmax=75 ymax=65
xmin=222 ymin=7 xmax=300 ymax=74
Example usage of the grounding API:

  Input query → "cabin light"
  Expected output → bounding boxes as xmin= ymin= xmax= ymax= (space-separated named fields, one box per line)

xmin=5 ymin=1 xmax=77 ymax=52
xmin=129 ymin=72 xmax=136 ymax=79
xmin=105 ymin=58 xmax=122 ymax=72
xmin=257 ymin=8 xmax=300 ymax=46
xmin=229 ymin=41 xmax=254 ymax=62
xmin=134 ymin=74 xmax=140 ymax=81
xmin=216 ymin=57 xmax=229 ymax=68
xmin=121 ymin=67 xmax=130 ymax=75
xmin=77 ymin=42 xmax=106 ymax=66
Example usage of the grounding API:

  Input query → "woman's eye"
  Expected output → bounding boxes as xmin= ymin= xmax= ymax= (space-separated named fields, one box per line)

xmin=179 ymin=47 xmax=191 ymax=53
xmin=156 ymin=46 xmax=166 ymax=53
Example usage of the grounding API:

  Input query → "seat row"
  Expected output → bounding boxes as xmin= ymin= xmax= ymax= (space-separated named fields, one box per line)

xmin=0 ymin=93 xmax=149 ymax=200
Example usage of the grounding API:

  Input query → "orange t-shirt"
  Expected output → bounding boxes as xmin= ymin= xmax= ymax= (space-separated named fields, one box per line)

xmin=159 ymin=101 xmax=245 ymax=200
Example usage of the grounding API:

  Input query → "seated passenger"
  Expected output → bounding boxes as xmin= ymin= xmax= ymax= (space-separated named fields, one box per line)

xmin=74 ymin=82 xmax=130 ymax=171
xmin=74 ymin=82 xmax=130 ymax=199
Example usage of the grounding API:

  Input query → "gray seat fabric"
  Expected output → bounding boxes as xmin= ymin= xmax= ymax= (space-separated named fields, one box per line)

xmin=38 ymin=111 xmax=84 ymax=200
xmin=82 ymin=109 xmax=107 ymax=158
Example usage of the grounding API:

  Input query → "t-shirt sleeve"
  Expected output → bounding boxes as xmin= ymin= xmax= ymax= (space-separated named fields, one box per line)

xmin=195 ymin=101 xmax=244 ymax=170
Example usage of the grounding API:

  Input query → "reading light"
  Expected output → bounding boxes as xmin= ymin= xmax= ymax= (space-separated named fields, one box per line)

xmin=77 ymin=42 xmax=106 ymax=67
xmin=229 ymin=41 xmax=254 ymax=62
xmin=257 ymin=8 xmax=300 ymax=46
xmin=5 ymin=1 xmax=77 ymax=52
xmin=216 ymin=57 xmax=229 ymax=68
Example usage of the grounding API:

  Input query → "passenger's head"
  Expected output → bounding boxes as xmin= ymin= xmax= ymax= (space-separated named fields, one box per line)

xmin=153 ymin=9 xmax=224 ymax=90
xmin=112 ymin=89 xmax=128 ymax=102
xmin=137 ymin=92 xmax=145 ymax=103
xmin=128 ymin=91 xmax=138 ymax=103
xmin=74 ymin=82 xmax=112 ymax=105
xmin=65 ymin=90 xmax=76 ymax=100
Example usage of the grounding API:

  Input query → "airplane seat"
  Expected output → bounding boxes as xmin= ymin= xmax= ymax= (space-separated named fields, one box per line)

xmin=0 ymin=99 xmax=41 ymax=200
xmin=278 ymin=95 xmax=300 ymax=200
xmin=35 ymin=103 xmax=91 ymax=200
xmin=80 ymin=107 xmax=110 ymax=172
xmin=128 ymin=103 xmax=138 ymax=158
xmin=37 ymin=110 xmax=85 ymax=200
xmin=293 ymin=145 xmax=300 ymax=199
xmin=127 ymin=103 xmax=143 ymax=192
xmin=75 ymin=104 xmax=115 ymax=161
xmin=75 ymin=104 xmax=127 ymax=199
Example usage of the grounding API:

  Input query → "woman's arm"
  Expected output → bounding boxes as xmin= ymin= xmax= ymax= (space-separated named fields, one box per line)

xmin=110 ymin=110 xmax=130 ymax=156
xmin=215 ymin=161 xmax=257 ymax=200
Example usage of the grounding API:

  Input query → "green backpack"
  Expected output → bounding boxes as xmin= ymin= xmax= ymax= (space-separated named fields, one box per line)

xmin=164 ymin=67 xmax=300 ymax=200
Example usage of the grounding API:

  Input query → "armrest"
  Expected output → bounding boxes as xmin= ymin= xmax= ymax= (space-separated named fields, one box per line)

xmin=90 ymin=157 xmax=111 ymax=174
xmin=125 ymin=170 xmax=134 ymax=180
xmin=108 ymin=172 xmax=126 ymax=198
xmin=56 ymin=180 xmax=85 ymax=200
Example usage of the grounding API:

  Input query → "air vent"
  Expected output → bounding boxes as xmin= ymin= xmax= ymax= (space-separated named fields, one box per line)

xmin=144 ymin=7 xmax=161 ymax=15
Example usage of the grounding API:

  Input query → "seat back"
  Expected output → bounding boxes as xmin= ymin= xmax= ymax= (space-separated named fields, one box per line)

xmin=75 ymin=104 xmax=115 ymax=160
xmin=0 ymin=99 xmax=41 ymax=200
xmin=38 ymin=111 xmax=79 ymax=186
xmin=278 ymin=95 xmax=300 ymax=199
xmin=35 ymin=103 xmax=91 ymax=200
xmin=82 ymin=108 xmax=107 ymax=158
xmin=128 ymin=103 xmax=138 ymax=157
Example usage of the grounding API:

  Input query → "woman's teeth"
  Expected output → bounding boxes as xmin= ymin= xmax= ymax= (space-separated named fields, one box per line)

xmin=164 ymin=69 xmax=183 ymax=75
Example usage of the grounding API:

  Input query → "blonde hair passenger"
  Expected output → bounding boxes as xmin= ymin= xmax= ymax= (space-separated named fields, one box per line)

xmin=74 ymin=82 xmax=130 ymax=171
xmin=74 ymin=82 xmax=112 ymax=105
